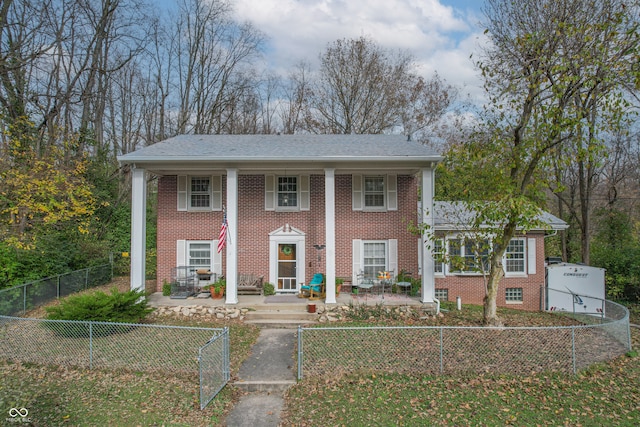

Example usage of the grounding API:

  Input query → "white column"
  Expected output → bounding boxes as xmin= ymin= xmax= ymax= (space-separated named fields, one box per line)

xmin=421 ymin=166 xmax=435 ymax=303
xmin=130 ymin=167 xmax=147 ymax=292
xmin=225 ymin=168 xmax=239 ymax=304
xmin=325 ymin=168 xmax=337 ymax=304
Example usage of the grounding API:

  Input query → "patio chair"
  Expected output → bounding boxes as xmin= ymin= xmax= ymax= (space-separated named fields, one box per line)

xmin=395 ymin=271 xmax=412 ymax=295
xmin=298 ymin=273 xmax=325 ymax=300
xmin=356 ymin=272 xmax=375 ymax=298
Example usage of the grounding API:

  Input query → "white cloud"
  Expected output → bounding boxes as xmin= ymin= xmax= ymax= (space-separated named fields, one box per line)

xmin=233 ymin=0 xmax=485 ymax=97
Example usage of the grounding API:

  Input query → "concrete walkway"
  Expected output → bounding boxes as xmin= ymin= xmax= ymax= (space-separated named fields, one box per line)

xmin=224 ymin=329 xmax=296 ymax=426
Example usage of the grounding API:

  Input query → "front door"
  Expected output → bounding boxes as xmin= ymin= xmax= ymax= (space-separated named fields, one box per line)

xmin=277 ymin=243 xmax=297 ymax=292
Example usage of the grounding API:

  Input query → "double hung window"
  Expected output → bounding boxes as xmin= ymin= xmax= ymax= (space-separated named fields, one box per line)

xmin=505 ymin=239 xmax=526 ymax=273
xmin=190 ymin=177 xmax=211 ymax=209
xmin=188 ymin=242 xmax=212 ymax=269
xmin=363 ymin=241 xmax=387 ymax=279
xmin=364 ymin=176 xmax=385 ymax=208
xmin=278 ymin=176 xmax=298 ymax=208
xmin=448 ymin=238 xmax=490 ymax=274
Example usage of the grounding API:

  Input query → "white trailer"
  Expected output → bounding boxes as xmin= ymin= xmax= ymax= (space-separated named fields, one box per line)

xmin=545 ymin=263 xmax=606 ymax=315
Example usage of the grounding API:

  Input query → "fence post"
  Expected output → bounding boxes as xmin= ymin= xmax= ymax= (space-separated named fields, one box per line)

xmin=23 ymin=284 xmax=27 ymax=314
xmin=297 ymin=325 xmax=303 ymax=380
xmin=89 ymin=322 xmax=93 ymax=370
xmin=57 ymin=275 xmax=61 ymax=299
xmin=198 ymin=345 xmax=204 ymax=409
xmin=85 ymin=268 xmax=89 ymax=290
xmin=571 ymin=325 xmax=576 ymax=375
xmin=109 ymin=253 xmax=114 ymax=281
xmin=224 ymin=326 xmax=230 ymax=382
xmin=439 ymin=327 xmax=444 ymax=374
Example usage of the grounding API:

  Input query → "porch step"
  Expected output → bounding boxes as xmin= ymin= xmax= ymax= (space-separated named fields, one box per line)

xmin=244 ymin=308 xmax=317 ymax=328
xmin=232 ymin=380 xmax=296 ymax=393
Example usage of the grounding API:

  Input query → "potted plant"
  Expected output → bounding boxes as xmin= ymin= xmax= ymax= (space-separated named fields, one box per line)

xmin=162 ymin=279 xmax=172 ymax=296
xmin=263 ymin=282 xmax=276 ymax=296
xmin=210 ymin=278 xmax=226 ymax=299
xmin=335 ymin=278 xmax=344 ymax=296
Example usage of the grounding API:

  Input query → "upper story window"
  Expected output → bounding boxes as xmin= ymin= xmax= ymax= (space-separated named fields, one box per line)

xmin=352 ymin=174 xmax=397 ymax=211
xmin=177 ymin=175 xmax=222 ymax=212
xmin=278 ymin=176 xmax=298 ymax=208
xmin=190 ymin=177 xmax=211 ymax=208
xmin=364 ymin=176 xmax=385 ymax=208
xmin=265 ymin=174 xmax=309 ymax=211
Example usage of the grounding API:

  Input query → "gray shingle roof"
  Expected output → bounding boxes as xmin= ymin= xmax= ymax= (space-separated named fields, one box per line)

xmin=434 ymin=201 xmax=568 ymax=231
xmin=117 ymin=134 xmax=442 ymax=163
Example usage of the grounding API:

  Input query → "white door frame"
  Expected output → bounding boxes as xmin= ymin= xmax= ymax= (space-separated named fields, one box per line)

xmin=269 ymin=225 xmax=306 ymax=293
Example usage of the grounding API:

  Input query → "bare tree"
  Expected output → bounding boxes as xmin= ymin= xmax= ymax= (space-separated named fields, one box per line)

xmin=401 ymin=72 xmax=457 ymax=141
xmin=306 ymin=36 xmax=413 ymax=134
xmin=0 ymin=0 xmax=151 ymax=154
xmin=279 ymin=61 xmax=312 ymax=134
xmin=173 ymin=0 xmax=264 ymax=134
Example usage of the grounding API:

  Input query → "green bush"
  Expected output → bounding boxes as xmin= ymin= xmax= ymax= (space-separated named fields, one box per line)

xmin=263 ymin=282 xmax=275 ymax=296
xmin=162 ymin=280 xmax=172 ymax=296
xmin=44 ymin=288 xmax=153 ymax=337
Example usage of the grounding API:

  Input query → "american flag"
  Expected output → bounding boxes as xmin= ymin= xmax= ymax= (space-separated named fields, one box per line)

xmin=217 ymin=209 xmax=228 ymax=253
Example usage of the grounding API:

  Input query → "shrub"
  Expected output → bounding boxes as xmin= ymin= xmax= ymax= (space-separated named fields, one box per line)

xmin=263 ymin=282 xmax=275 ymax=296
xmin=44 ymin=288 xmax=153 ymax=336
xmin=162 ymin=280 xmax=172 ymax=296
xmin=46 ymin=287 xmax=152 ymax=322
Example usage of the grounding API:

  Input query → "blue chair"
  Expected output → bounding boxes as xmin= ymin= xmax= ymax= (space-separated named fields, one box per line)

xmin=299 ymin=273 xmax=325 ymax=300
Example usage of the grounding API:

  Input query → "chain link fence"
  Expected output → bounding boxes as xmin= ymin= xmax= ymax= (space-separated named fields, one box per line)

xmin=0 ymin=264 xmax=113 ymax=317
xmin=0 ymin=317 xmax=222 ymax=374
xmin=298 ymin=292 xmax=631 ymax=379
xmin=0 ymin=264 xmax=229 ymax=409
xmin=199 ymin=327 xmax=230 ymax=410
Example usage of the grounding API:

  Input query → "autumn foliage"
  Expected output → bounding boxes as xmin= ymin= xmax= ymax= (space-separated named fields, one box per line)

xmin=0 ymin=118 xmax=96 ymax=249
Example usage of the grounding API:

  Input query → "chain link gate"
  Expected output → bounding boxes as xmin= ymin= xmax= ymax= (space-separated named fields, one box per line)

xmin=199 ymin=327 xmax=230 ymax=409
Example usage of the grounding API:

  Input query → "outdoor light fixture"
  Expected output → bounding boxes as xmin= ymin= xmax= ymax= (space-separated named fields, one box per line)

xmin=314 ymin=244 xmax=325 ymax=262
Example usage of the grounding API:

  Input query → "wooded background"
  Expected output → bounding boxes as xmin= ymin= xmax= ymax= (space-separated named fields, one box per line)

xmin=1 ymin=0 xmax=638 ymax=304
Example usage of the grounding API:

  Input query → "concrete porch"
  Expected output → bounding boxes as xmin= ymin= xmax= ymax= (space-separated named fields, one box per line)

xmin=147 ymin=290 xmax=428 ymax=308
xmin=147 ymin=291 xmax=439 ymax=327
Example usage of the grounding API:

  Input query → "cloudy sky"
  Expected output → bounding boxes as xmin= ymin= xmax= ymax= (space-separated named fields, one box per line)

xmin=231 ymin=0 xmax=488 ymax=100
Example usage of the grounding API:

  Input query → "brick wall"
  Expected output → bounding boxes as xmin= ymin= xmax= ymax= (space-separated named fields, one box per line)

xmin=156 ymin=173 xmax=546 ymax=311
xmin=434 ymin=233 xmax=547 ymax=311
xmin=156 ymin=173 xmax=420 ymax=290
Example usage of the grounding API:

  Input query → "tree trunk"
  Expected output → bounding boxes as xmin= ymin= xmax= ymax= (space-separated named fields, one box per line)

xmin=483 ymin=221 xmax=516 ymax=326
xmin=483 ymin=252 xmax=505 ymax=327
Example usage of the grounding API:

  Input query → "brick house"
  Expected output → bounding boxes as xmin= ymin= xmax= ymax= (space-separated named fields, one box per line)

xmin=118 ymin=134 xmax=566 ymax=309
xmin=432 ymin=201 xmax=568 ymax=310
xmin=118 ymin=134 xmax=441 ymax=304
